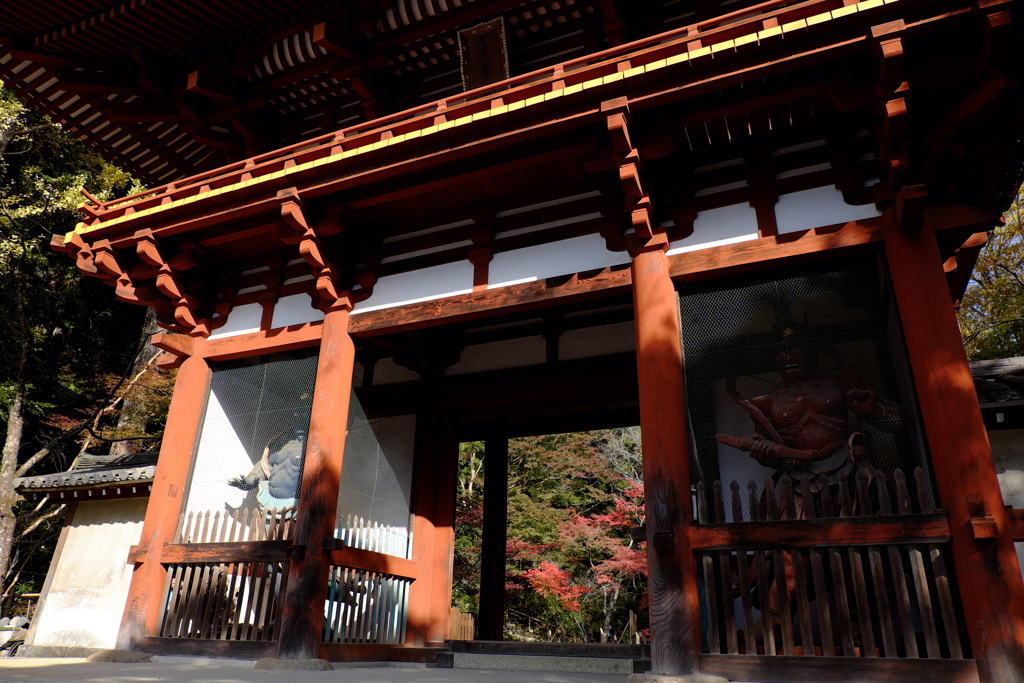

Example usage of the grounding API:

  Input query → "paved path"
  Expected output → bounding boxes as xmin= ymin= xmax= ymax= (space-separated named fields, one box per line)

xmin=0 ymin=658 xmax=630 ymax=683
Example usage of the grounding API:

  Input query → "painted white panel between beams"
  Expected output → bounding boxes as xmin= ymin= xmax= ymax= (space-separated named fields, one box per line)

xmin=667 ymin=203 xmax=759 ymax=256
xmin=209 ymin=302 xmax=263 ymax=339
xmin=488 ymin=234 xmax=629 ymax=289
xmin=354 ymin=261 xmax=474 ymax=314
xmin=271 ymin=293 xmax=324 ymax=329
xmin=775 ymin=186 xmax=881 ymax=235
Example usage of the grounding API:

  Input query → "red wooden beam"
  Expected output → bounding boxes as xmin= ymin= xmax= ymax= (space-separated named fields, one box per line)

xmin=155 ymin=540 xmax=302 ymax=563
xmin=885 ymin=211 xmax=1024 ymax=682
xmin=325 ymin=545 xmax=420 ymax=581
xmin=631 ymin=234 xmax=701 ymax=675
xmin=276 ymin=307 xmax=357 ymax=660
xmin=117 ymin=348 xmax=211 ymax=650
xmin=1008 ymin=509 xmax=1024 ymax=543
xmin=690 ymin=515 xmax=951 ymax=551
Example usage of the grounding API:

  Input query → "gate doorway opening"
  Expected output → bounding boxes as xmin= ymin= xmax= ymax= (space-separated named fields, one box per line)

xmin=453 ymin=429 xmax=648 ymax=645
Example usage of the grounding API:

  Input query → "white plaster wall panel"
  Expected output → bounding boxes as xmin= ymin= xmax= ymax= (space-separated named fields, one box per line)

xmin=487 ymin=234 xmax=630 ymax=289
xmin=208 ymin=302 xmax=264 ymax=339
xmin=666 ymin=203 xmax=759 ymax=256
xmin=353 ymin=261 xmax=474 ymax=314
xmin=271 ymin=293 xmax=324 ymax=329
xmin=559 ymin=321 xmax=636 ymax=361
xmin=29 ymin=498 xmax=147 ymax=650
xmin=184 ymin=391 xmax=252 ymax=517
xmin=989 ymin=428 xmax=1024 ymax=585
xmin=371 ymin=357 xmax=421 ymax=385
xmin=446 ymin=335 xmax=546 ymax=376
xmin=775 ymin=186 xmax=882 ymax=235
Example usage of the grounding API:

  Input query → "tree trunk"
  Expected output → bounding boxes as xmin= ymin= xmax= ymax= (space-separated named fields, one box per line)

xmin=0 ymin=340 xmax=30 ymax=588
xmin=110 ymin=309 xmax=160 ymax=456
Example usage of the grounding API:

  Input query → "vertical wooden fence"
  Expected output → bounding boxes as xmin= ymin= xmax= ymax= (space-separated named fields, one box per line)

xmin=322 ymin=565 xmax=411 ymax=644
xmin=449 ymin=607 xmax=476 ymax=641
xmin=692 ymin=468 xmax=978 ymax=682
xmin=157 ymin=509 xmax=298 ymax=642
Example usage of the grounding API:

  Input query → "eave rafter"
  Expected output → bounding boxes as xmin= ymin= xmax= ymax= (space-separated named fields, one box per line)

xmin=35 ymin=0 xmax=1022 ymax=339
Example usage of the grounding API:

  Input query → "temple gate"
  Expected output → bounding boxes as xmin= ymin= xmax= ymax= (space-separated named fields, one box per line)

xmin=4 ymin=0 xmax=1024 ymax=680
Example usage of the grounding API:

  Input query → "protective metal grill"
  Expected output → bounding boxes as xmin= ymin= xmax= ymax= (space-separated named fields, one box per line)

xmin=336 ymin=397 xmax=415 ymax=558
xmin=183 ymin=352 xmax=319 ymax=523
xmin=679 ymin=258 xmax=931 ymax=515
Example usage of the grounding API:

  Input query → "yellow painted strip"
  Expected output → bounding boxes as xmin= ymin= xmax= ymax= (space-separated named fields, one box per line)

xmin=74 ymin=1 xmax=850 ymax=237
xmin=806 ymin=11 xmax=831 ymax=26
xmin=734 ymin=33 xmax=758 ymax=48
xmin=782 ymin=18 xmax=807 ymax=33
xmin=689 ymin=46 xmax=712 ymax=60
xmin=858 ymin=0 xmax=884 ymax=9
xmin=711 ymin=39 xmax=735 ymax=54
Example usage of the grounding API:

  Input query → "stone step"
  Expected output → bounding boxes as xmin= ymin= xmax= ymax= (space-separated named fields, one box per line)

xmin=436 ymin=651 xmax=649 ymax=674
xmin=450 ymin=639 xmax=646 ymax=659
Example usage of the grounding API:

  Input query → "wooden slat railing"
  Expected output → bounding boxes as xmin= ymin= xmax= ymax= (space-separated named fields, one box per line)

xmin=694 ymin=468 xmax=968 ymax=663
xmin=322 ymin=565 xmax=411 ymax=645
xmin=159 ymin=559 xmax=288 ymax=641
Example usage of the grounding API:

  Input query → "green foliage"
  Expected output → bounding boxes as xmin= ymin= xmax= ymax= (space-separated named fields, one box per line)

xmin=453 ymin=429 xmax=648 ymax=643
xmin=0 ymin=86 xmax=146 ymax=462
xmin=960 ymin=187 xmax=1024 ymax=360
xmin=0 ymin=86 xmax=162 ymax=601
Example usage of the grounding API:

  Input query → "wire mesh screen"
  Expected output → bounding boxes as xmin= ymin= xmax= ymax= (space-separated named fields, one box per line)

xmin=183 ymin=352 xmax=319 ymax=526
xmin=680 ymin=258 xmax=930 ymax=517
xmin=335 ymin=396 xmax=415 ymax=558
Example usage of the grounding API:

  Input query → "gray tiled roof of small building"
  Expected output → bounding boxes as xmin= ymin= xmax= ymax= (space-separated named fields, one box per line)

xmin=14 ymin=451 xmax=158 ymax=492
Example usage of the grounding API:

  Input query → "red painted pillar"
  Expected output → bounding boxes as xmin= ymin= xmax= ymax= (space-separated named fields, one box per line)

xmin=277 ymin=306 xmax=356 ymax=659
xmin=117 ymin=343 xmax=211 ymax=650
xmin=630 ymin=236 xmax=701 ymax=674
xmin=885 ymin=215 xmax=1024 ymax=682
xmin=406 ymin=410 xmax=459 ymax=645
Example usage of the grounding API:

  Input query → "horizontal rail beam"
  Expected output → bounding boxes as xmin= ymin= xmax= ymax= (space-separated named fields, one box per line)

xmin=144 ymin=540 xmax=303 ymax=564
xmin=690 ymin=513 xmax=950 ymax=551
xmin=327 ymin=544 xmax=419 ymax=581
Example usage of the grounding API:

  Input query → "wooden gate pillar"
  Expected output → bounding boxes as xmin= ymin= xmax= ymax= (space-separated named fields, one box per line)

xmin=885 ymin=215 xmax=1024 ymax=682
xmin=478 ymin=435 xmax=509 ymax=640
xmin=630 ymin=237 xmax=701 ymax=675
xmin=277 ymin=305 xmax=356 ymax=659
xmin=406 ymin=410 xmax=459 ymax=645
xmin=117 ymin=341 xmax=210 ymax=650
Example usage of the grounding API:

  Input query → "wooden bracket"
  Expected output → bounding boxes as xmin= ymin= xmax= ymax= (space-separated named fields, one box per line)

xmin=969 ymin=515 xmax=1000 ymax=539
xmin=652 ymin=531 xmax=675 ymax=551
xmin=895 ymin=184 xmax=929 ymax=232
